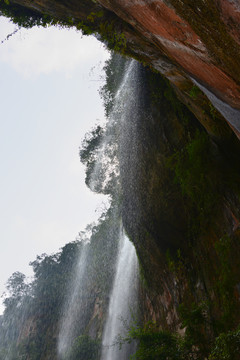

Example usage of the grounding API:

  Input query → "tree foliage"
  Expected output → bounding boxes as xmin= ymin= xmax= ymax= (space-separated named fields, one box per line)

xmin=209 ymin=327 xmax=240 ymax=360
xmin=0 ymin=203 xmax=120 ymax=359
xmin=99 ymin=53 xmax=128 ymax=118
xmin=0 ymin=0 xmax=54 ymax=28
xmin=79 ymin=53 xmax=129 ymax=196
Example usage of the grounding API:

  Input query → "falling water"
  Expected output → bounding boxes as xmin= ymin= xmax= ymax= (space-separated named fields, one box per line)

xmin=57 ymin=57 xmax=140 ymax=360
xmin=191 ymin=77 xmax=240 ymax=133
xmin=57 ymin=242 xmax=89 ymax=358
xmin=88 ymin=58 xmax=137 ymax=195
xmin=99 ymin=59 xmax=140 ymax=359
xmin=101 ymin=230 xmax=138 ymax=360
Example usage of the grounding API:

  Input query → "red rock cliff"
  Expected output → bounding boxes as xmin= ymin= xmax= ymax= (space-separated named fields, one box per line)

xmin=3 ymin=0 xmax=240 ymax=137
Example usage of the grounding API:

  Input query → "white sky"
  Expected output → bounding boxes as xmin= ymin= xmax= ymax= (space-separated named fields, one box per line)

xmin=0 ymin=17 xmax=110 ymax=313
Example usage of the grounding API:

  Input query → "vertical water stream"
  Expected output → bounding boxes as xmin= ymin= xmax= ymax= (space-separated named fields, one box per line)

xmin=191 ymin=78 xmax=240 ymax=134
xmin=58 ymin=242 xmax=89 ymax=358
xmin=99 ymin=59 xmax=140 ymax=360
xmin=57 ymin=58 xmax=140 ymax=360
xmin=100 ymin=230 xmax=138 ymax=360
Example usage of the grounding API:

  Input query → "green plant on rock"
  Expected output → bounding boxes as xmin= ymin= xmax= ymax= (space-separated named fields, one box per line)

xmin=99 ymin=21 xmax=127 ymax=53
xmin=209 ymin=327 xmax=240 ymax=360
xmin=0 ymin=0 xmax=55 ymax=28
xmin=118 ymin=318 xmax=216 ymax=360
xmin=165 ymin=249 xmax=185 ymax=280
xmin=213 ymin=235 xmax=239 ymax=331
xmin=119 ymin=322 xmax=186 ymax=360
xmin=66 ymin=335 xmax=100 ymax=360
xmin=0 ymin=1 xmax=127 ymax=54
xmin=119 ymin=319 xmax=240 ymax=360
xmin=189 ymin=85 xmax=201 ymax=100
xmin=87 ymin=11 xmax=104 ymax=23
xmin=209 ymin=103 xmax=218 ymax=120
xmin=178 ymin=302 xmax=211 ymax=358
xmin=168 ymin=130 xmax=218 ymax=233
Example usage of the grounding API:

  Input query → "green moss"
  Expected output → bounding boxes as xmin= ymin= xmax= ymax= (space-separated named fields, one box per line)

xmin=167 ymin=130 xmax=218 ymax=234
xmin=169 ymin=0 xmax=240 ymax=83
xmin=188 ymin=85 xmax=201 ymax=100
xmin=165 ymin=249 xmax=185 ymax=279
xmin=87 ymin=10 xmax=104 ymax=23
xmin=0 ymin=0 xmax=127 ymax=54
xmin=76 ymin=18 xmax=127 ymax=53
xmin=0 ymin=0 xmax=55 ymax=28
xmin=213 ymin=235 xmax=240 ymax=331
xmin=99 ymin=21 xmax=127 ymax=53
xmin=147 ymin=70 xmax=194 ymax=126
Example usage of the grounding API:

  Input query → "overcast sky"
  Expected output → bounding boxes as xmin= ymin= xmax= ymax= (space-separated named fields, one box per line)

xmin=0 ymin=17 xmax=110 ymax=313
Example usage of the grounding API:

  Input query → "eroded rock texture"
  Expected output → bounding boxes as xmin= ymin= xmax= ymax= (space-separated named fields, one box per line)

xmin=2 ymin=0 xmax=240 ymax=353
xmin=4 ymin=0 xmax=240 ymax=138
xmin=120 ymin=65 xmax=240 ymax=339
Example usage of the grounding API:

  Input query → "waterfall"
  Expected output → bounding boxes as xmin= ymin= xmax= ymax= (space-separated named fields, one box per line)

xmin=191 ymin=77 xmax=240 ymax=133
xmin=57 ymin=57 xmax=140 ymax=360
xmin=88 ymin=58 xmax=137 ymax=195
xmin=101 ymin=230 xmax=138 ymax=360
xmin=57 ymin=242 xmax=89 ymax=358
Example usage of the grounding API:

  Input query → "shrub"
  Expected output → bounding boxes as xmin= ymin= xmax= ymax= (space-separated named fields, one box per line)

xmin=209 ymin=328 xmax=240 ymax=360
xmin=119 ymin=322 xmax=186 ymax=360
xmin=67 ymin=335 xmax=100 ymax=360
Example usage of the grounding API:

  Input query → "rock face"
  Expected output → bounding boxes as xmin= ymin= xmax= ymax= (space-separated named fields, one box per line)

xmin=98 ymin=0 xmax=240 ymax=138
xmin=2 ymin=1 xmax=240 ymax=356
xmin=121 ymin=65 xmax=240 ymax=342
xmin=99 ymin=0 xmax=240 ymax=106
xmin=6 ymin=0 xmax=240 ymax=137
